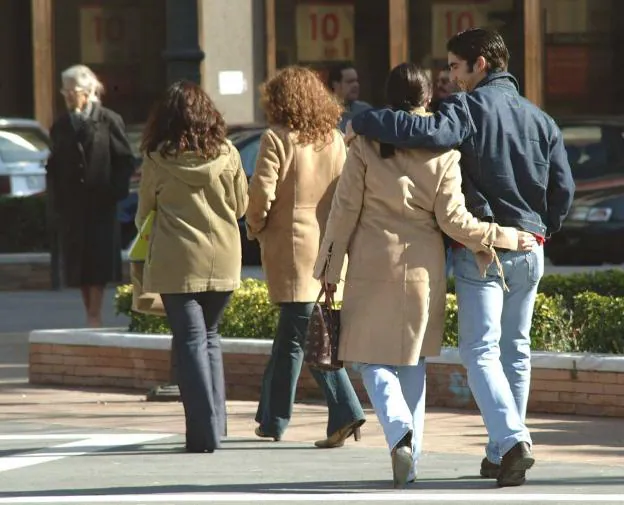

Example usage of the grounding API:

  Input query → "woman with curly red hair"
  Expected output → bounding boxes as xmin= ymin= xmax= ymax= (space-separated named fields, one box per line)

xmin=247 ymin=66 xmax=366 ymax=448
xmin=136 ymin=81 xmax=248 ymax=453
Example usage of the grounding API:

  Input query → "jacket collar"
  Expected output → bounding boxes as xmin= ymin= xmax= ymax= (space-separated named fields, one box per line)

xmin=474 ymin=71 xmax=519 ymax=91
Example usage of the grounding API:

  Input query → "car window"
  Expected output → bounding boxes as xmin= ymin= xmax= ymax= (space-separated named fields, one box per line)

xmin=561 ymin=125 xmax=624 ymax=180
xmin=237 ymin=137 xmax=261 ymax=178
xmin=0 ymin=127 xmax=50 ymax=162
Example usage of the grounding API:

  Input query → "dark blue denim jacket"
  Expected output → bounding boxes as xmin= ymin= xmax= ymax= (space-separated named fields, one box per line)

xmin=351 ymin=72 xmax=575 ymax=237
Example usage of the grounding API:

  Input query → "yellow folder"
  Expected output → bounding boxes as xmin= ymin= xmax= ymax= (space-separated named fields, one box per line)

xmin=128 ymin=210 xmax=155 ymax=262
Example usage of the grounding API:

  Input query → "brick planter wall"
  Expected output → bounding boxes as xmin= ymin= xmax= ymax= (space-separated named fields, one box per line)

xmin=28 ymin=329 xmax=624 ymax=417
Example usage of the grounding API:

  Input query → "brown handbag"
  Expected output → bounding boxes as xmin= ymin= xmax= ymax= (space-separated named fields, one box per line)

xmin=304 ymin=284 xmax=343 ymax=371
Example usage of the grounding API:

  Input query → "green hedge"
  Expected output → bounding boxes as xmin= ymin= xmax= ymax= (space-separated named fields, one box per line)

xmin=0 ymin=195 xmax=49 ymax=253
xmin=447 ymin=269 xmax=624 ymax=305
xmin=115 ymin=277 xmax=623 ymax=354
xmin=115 ymin=279 xmax=279 ymax=339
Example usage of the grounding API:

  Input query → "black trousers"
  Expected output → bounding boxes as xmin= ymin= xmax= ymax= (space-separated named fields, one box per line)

xmin=162 ymin=290 xmax=232 ymax=451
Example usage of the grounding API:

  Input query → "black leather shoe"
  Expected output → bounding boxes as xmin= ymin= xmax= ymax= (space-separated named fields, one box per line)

xmin=480 ymin=457 xmax=500 ymax=478
xmin=497 ymin=442 xmax=534 ymax=487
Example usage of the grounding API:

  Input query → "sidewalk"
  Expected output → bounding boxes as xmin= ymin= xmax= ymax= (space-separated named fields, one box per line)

xmin=1 ymin=383 xmax=622 ymax=467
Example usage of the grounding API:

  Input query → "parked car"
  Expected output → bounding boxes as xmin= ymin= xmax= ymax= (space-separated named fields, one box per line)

xmin=121 ymin=124 xmax=266 ymax=265
xmin=0 ymin=118 xmax=50 ymax=197
xmin=546 ymin=117 xmax=624 ymax=265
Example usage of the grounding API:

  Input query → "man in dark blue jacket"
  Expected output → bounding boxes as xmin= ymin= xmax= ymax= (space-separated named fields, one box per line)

xmin=352 ymin=28 xmax=574 ymax=488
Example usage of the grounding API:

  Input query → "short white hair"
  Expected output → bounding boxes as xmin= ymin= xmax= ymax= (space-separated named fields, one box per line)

xmin=61 ymin=64 xmax=104 ymax=103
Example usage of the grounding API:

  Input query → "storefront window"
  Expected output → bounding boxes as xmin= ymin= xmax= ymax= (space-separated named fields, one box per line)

xmin=543 ymin=0 xmax=622 ymax=116
xmin=274 ymin=0 xmax=390 ymax=106
xmin=54 ymin=0 xmax=166 ymax=124
xmin=409 ymin=0 xmax=522 ymax=91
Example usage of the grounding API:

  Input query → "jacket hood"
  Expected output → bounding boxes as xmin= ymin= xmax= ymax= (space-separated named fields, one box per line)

xmin=151 ymin=141 xmax=234 ymax=187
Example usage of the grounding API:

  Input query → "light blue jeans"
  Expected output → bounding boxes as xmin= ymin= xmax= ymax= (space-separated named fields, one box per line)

xmin=452 ymin=246 xmax=543 ymax=464
xmin=354 ymin=360 xmax=426 ymax=479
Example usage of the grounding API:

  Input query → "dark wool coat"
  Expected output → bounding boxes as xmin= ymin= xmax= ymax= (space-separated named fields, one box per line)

xmin=46 ymin=104 xmax=135 ymax=287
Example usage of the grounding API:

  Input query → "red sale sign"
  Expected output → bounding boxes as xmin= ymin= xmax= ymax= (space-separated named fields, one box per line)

xmin=431 ymin=3 xmax=488 ymax=59
xmin=296 ymin=3 xmax=355 ymax=62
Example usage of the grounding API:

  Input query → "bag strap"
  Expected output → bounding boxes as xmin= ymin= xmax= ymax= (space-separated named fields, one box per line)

xmin=315 ymin=280 xmax=336 ymax=308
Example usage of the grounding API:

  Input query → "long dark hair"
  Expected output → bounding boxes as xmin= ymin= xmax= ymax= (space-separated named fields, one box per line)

xmin=141 ymin=80 xmax=228 ymax=160
xmin=381 ymin=63 xmax=432 ymax=158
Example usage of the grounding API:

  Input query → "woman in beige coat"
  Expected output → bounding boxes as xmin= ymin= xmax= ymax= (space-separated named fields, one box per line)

xmin=314 ymin=64 xmax=536 ymax=487
xmin=247 ymin=66 xmax=365 ymax=448
xmin=136 ymin=81 xmax=248 ymax=453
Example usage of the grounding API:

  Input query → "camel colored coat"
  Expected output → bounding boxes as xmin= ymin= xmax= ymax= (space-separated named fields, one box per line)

xmin=246 ymin=126 xmax=345 ymax=303
xmin=314 ymin=113 xmax=522 ymax=366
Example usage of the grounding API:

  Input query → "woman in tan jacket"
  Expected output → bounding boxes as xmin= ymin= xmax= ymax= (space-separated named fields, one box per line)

xmin=136 ymin=81 xmax=248 ymax=453
xmin=314 ymin=64 xmax=536 ymax=487
xmin=247 ymin=66 xmax=365 ymax=447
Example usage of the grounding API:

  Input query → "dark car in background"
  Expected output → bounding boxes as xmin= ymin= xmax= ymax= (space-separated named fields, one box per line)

xmin=121 ymin=124 xmax=266 ymax=265
xmin=546 ymin=117 xmax=624 ymax=265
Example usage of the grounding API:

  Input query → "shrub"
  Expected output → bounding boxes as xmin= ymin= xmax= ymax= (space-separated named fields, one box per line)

xmin=442 ymin=292 xmax=575 ymax=352
xmin=115 ymin=278 xmax=278 ymax=339
xmin=116 ymin=279 xmax=622 ymax=354
xmin=0 ymin=195 xmax=49 ymax=252
xmin=530 ymin=293 xmax=576 ymax=352
xmin=572 ymin=292 xmax=624 ymax=354
xmin=220 ymin=278 xmax=279 ymax=340
xmin=443 ymin=294 xmax=458 ymax=347
xmin=539 ymin=270 xmax=624 ymax=305
xmin=448 ymin=269 xmax=624 ymax=313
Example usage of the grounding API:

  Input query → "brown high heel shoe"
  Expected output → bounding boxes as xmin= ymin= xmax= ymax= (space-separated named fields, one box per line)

xmin=314 ymin=419 xmax=364 ymax=448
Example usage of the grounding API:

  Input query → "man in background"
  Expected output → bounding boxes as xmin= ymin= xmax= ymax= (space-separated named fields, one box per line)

xmin=328 ymin=62 xmax=371 ymax=132
xmin=430 ymin=66 xmax=457 ymax=112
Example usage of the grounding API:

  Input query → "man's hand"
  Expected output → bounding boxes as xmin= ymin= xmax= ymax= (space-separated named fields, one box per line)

xmin=344 ymin=121 xmax=356 ymax=146
xmin=517 ymin=231 xmax=537 ymax=251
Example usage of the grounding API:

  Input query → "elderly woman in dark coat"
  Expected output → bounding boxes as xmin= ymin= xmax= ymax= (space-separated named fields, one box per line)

xmin=46 ymin=65 xmax=134 ymax=327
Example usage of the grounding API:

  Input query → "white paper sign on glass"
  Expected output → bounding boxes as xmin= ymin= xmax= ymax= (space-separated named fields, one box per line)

xmin=218 ymin=71 xmax=247 ymax=96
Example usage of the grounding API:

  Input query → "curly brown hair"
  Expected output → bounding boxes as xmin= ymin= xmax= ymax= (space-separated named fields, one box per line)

xmin=141 ymin=80 xmax=228 ymax=160
xmin=261 ymin=66 xmax=343 ymax=146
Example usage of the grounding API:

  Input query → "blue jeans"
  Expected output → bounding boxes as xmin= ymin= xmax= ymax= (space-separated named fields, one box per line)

xmin=161 ymin=290 xmax=232 ymax=451
xmin=452 ymin=246 xmax=543 ymax=463
xmin=354 ymin=360 xmax=426 ymax=480
xmin=255 ymin=302 xmax=365 ymax=438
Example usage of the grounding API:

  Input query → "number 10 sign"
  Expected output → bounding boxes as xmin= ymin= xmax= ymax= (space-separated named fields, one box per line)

xmin=431 ymin=3 xmax=487 ymax=59
xmin=296 ymin=2 xmax=355 ymax=62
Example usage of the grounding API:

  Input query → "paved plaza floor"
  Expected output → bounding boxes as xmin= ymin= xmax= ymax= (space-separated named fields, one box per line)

xmin=0 ymin=385 xmax=622 ymax=505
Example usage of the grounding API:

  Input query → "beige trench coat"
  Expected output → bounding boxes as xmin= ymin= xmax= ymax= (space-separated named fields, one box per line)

xmin=246 ymin=126 xmax=346 ymax=303
xmin=314 ymin=114 xmax=522 ymax=366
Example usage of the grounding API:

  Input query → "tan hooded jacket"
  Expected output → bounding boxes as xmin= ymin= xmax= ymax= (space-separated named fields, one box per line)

xmin=136 ymin=141 xmax=248 ymax=294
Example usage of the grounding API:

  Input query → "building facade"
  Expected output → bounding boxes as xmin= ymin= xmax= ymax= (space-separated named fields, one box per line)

xmin=3 ymin=0 xmax=623 ymax=130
